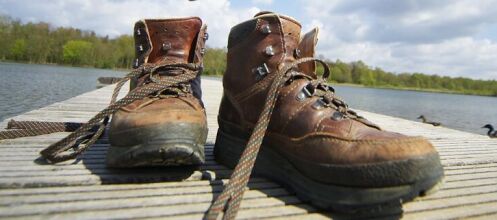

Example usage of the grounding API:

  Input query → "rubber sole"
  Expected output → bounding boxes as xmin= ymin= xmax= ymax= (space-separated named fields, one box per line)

xmin=214 ymin=129 xmax=444 ymax=216
xmin=107 ymin=141 xmax=205 ymax=167
xmin=107 ymin=123 xmax=207 ymax=168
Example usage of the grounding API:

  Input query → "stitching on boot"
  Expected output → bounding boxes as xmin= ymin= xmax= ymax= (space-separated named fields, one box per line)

xmin=279 ymin=79 xmax=302 ymax=97
xmin=281 ymin=98 xmax=315 ymax=132
xmin=292 ymin=134 xmax=426 ymax=144
xmin=314 ymin=112 xmax=329 ymax=133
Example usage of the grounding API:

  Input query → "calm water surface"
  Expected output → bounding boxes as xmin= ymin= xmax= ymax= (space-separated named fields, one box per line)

xmin=0 ymin=62 xmax=125 ymax=121
xmin=1 ymin=62 xmax=496 ymax=136
xmin=333 ymin=85 xmax=497 ymax=135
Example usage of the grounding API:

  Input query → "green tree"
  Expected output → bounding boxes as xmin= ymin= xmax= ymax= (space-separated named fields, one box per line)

xmin=10 ymin=39 xmax=26 ymax=60
xmin=203 ymin=48 xmax=226 ymax=75
xmin=330 ymin=60 xmax=352 ymax=83
xmin=24 ymin=22 xmax=51 ymax=63
xmin=351 ymin=61 xmax=368 ymax=83
xmin=0 ymin=16 xmax=14 ymax=60
xmin=62 ymin=40 xmax=93 ymax=65
xmin=113 ymin=35 xmax=134 ymax=68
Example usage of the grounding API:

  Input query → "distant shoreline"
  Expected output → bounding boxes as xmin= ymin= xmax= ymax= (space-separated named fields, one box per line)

xmin=331 ymin=82 xmax=497 ymax=98
xmin=0 ymin=60 xmax=130 ymax=72
xmin=1 ymin=60 xmax=496 ymax=98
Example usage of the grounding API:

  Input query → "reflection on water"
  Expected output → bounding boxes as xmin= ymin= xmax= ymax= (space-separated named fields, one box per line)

xmin=1 ymin=62 xmax=496 ymax=135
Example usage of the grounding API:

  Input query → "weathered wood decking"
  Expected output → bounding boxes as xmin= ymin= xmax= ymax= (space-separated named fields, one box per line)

xmin=1 ymin=78 xmax=497 ymax=219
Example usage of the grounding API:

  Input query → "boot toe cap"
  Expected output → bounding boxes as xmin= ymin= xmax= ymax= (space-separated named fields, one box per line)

xmin=287 ymin=134 xmax=443 ymax=187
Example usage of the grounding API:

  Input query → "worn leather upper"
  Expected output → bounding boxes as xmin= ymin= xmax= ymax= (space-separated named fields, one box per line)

xmin=110 ymin=18 xmax=207 ymax=144
xmin=219 ymin=12 xmax=439 ymax=171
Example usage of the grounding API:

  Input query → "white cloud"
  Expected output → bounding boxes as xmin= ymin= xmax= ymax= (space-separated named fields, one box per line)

xmin=301 ymin=0 xmax=497 ymax=80
xmin=303 ymin=0 xmax=497 ymax=44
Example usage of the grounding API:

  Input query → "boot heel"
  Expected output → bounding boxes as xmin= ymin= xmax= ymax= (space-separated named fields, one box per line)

xmin=213 ymin=129 xmax=246 ymax=169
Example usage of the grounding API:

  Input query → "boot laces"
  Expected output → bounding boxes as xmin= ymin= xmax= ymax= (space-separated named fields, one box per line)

xmin=286 ymin=71 xmax=362 ymax=119
xmin=145 ymin=65 xmax=194 ymax=98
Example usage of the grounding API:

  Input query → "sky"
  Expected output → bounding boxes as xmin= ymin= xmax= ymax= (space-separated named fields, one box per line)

xmin=1 ymin=0 xmax=497 ymax=80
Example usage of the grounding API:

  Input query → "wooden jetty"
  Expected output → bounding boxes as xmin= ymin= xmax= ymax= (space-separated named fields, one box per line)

xmin=1 ymin=78 xmax=497 ymax=219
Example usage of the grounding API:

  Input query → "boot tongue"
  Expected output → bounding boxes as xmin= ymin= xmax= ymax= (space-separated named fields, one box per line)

xmin=298 ymin=28 xmax=319 ymax=78
xmin=279 ymin=16 xmax=319 ymax=78
xmin=143 ymin=18 xmax=202 ymax=64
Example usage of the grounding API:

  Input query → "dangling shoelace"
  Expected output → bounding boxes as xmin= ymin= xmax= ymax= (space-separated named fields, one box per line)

xmin=0 ymin=62 xmax=201 ymax=163
xmin=205 ymin=57 xmax=351 ymax=220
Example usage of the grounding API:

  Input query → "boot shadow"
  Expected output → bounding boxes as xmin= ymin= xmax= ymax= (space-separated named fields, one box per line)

xmin=200 ymin=143 xmax=404 ymax=220
xmin=81 ymin=139 xmax=198 ymax=184
xmin=199 ymin=173 xmax=403 ymax=220
xmin=34 ymin=137 xmax=198 ymax=184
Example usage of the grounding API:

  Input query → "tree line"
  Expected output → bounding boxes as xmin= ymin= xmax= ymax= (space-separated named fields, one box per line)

xmin=0 ymin=15 xmax=134 ymax=68
xmin=1 ymin=15 xmax=496 ymax=96
xmin=323 ymin=60 xmax=497 ymax=96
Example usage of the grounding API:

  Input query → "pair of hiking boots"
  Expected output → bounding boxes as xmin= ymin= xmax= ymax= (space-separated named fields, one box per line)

xmin=62 ymin=12 xmax=446 ymax=218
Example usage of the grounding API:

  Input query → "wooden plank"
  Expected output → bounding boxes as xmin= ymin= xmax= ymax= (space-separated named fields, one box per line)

xmin=0 ymin=184 xmax=288 ymax=206
xmin=265 ymin=213 xmax=332 ymax=220
xmin=0 ymin=191 xmax=298 ymax=217
xmin=403 ymin=201 xmax=497 ymax=219
xmin=464 ymin=212 xmax=497 ymax=220
xmin=0 ymin=179 xmax=271 ymax=196
xmin=3 ymin=199 xmax=307 ymax=220
xmin=1 ymin=78 xmax=497 ymax=219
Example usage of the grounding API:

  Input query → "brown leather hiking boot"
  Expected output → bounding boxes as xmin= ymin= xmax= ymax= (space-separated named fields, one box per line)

xmin=212 ymin=12 xmax=444 ymax=215
xmin=107 ymin=17 xmax=208 ymax=167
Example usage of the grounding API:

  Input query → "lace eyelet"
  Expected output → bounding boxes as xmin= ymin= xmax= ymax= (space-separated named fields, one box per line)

xmin=296 ymin=84 xmax=314 ymax=101
xmin=133 ymin=59 xmax=139 ymax=68
xmin=260 ymin=24 xmax=271 ymax=34
xmin=253 ymin=63 xmax=270 ymax=80
xmin=312 ymin=98 xmax=326 ymax=110
xmin=264 ymin=46 xmax=275 ymax=56
xmin=162 ymin=42 xmax=172 ymax=51
xmin=296 ymin=91 xmax=307 ymax=101
xmin=331 ymin=111 xmax=344 ymax=121
xmin=294 ymin=49 xmax=301 ymax=58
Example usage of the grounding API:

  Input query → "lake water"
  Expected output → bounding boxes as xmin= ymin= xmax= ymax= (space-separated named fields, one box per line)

xmin=1 ymin=62 xmax=496 ymax=135
xmin=0 ymin=62 xmax=125 ymax=121
xmin=334 ymin=85 xmax=497 ymax=135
